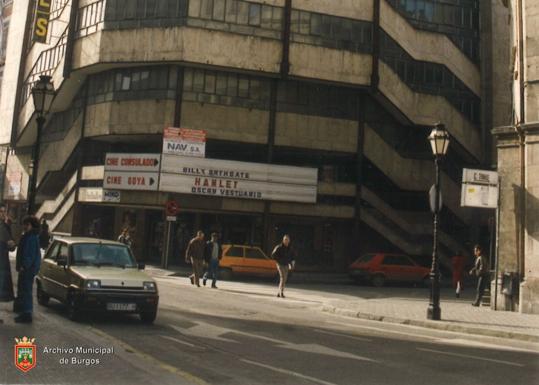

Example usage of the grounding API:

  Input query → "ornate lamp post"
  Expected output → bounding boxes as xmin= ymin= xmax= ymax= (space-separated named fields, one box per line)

xmin=28 ymin=75 xmax=55 ymax=214
xmin=427 ymin=122 xmax=450 ymax=320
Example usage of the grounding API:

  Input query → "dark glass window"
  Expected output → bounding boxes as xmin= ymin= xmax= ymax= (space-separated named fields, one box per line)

xmin=226 ymin=246 xmax=244 ymax=258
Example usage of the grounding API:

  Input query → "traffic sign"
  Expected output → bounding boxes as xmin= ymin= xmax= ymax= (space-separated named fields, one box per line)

xmin=165 ymin=200 xmax=179 ymax=216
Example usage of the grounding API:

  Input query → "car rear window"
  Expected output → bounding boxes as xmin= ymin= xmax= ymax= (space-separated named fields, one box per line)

xmin=226 ymin=246 xmax=244 ymax=258
xmin=245 ymin=248 xmax=267 ymax=260
xmin=354 ymin=254 xmax=376 ymax=264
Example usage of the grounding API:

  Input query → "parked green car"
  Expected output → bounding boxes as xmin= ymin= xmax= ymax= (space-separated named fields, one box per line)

xmin=36 ymin=237 xmax=158 ymax=323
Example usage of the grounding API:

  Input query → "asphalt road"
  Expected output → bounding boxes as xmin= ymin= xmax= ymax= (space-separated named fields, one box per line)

xmin=1 ymin=275 xmax=538 ymax=385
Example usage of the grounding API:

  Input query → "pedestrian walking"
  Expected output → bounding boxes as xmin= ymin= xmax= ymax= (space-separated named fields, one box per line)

xmin=185 ymin=231 xmax=205 ymax=287
xmin=469 ymin=244 xmax=489 ymax=307
xmin=271 ymin=235 xmax=296 ymax=298
xmin=452 ymin=250 xmax=466 ymax=298
xmin=39 ymin=219 xmax=51 ymax=250
xmin=117 ymin=227 xmax=133 ymax=247
xmin=202 ymin=232 xmax=222 ymax=288
xmin=0 ymin=204 xmax=16 ymax=303
xmin=14 ymin=216 xmax=41 ymax=323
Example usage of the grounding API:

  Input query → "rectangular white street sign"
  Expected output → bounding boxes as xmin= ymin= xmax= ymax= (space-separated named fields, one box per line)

xmin=461 ymin=168 xmax=499 ymax=209
xmin=105 ymin=153 xmax=161 ymax=172
xmin=163 ymin=127 xmax=206 ymax=158
xmin=103 ymin=171 xmax=159 ymax=191
xmin=103 ymin=190 xmax=121 ymax=203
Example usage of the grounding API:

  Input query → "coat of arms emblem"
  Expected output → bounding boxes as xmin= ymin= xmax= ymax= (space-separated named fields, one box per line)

xmin=14 ymin=337 xmax=37 ymax=372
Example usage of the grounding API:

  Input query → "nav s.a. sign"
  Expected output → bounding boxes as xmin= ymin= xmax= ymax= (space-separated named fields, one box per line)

xmin=33 ymin=0 xmax=52 ymax=43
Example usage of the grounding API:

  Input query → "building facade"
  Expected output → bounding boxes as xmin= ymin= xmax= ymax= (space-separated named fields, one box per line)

xmin=492 ymin=0 xmax=539 ymax=314
xmin=0 ymin=0 xmax=487 ymax=270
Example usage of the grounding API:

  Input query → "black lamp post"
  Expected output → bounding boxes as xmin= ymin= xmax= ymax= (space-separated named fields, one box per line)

xmin=427 ymin=122 xmax=449 ymax=321
xmin=28 ymin=75 xmax=55 ymax=215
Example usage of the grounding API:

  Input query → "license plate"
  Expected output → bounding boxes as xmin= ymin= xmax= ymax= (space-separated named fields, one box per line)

xmin=106 ymin=303 xmax=137 ymax=311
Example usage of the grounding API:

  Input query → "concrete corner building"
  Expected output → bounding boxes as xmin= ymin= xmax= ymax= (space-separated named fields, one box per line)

xmin=492 ymin=0 xmax=539 ymax=314
xmin=0 ymin=0 xmax=487 ymax=269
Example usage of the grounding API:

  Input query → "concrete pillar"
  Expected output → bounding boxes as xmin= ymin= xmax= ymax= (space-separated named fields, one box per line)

xmin=520 ymin=123 xmax=539 ymax=313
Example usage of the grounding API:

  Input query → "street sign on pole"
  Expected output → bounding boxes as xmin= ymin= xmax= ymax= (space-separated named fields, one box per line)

xmin=461 ymin=168 xmax=499 ymax=209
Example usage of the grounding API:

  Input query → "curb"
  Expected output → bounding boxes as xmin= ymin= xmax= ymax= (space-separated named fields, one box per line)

xmin=322 ymin=306 xmax=539 ymax=343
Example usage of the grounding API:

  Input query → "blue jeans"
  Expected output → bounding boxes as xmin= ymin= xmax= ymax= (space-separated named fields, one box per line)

xmin=203 ymin=259 xmax=219 ymax=285
xmin=17 ymin=271 xmax=35 ymax=314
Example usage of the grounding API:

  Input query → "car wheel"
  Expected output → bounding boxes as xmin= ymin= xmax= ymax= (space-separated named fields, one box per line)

xmin=220 ymin=268 xmax=233 ymax=281
xmin=140 ymin=308 xmax=158 ymax=324
xmin=66 ymin=293 xmax=81 ymax=321
xmin=36 ymin=282 xmax=49 ymax=306
xmin=371 ymin=274 xmax=386 ymax=288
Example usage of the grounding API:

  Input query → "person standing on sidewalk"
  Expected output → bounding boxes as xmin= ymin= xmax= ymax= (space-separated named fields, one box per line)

xmin=117 ymin=227 xmax=133 ymax=248
xmin=0 ymin=204 xmax=16 ymax=304
xmin=14 ymin=216 xmax=41 ymax=323
xmin=271 ymin=235 xmax=296 ymax=298
xmin=469 ymin=244 xmax=489 ymax=307
xmin=203 ymin=232 xmax=222 ymax=288
xmin=452 ymin=251 xmax=466 ymax=298
xmin=185 ymin=231 xmax=205 ymax=287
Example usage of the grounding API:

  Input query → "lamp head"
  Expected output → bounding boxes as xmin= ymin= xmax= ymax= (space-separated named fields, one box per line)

xmin=31 ymin=75 xmax=55 ymax=116
xmin=428 ymin=122 xmax=450 ymax=157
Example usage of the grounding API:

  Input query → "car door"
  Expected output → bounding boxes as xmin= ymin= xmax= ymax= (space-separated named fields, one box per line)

xmin=39 ymin=241 xmax=61 ymax=297
xmin=399 ymin=255 xmax=420 ymax=282
xmin=47 ymin=242 xmax=71 ymax=301
xmin=244 ymin=247 xmax=274 ymax=276
xmin=380 ymin=255 xmax=406 ymax=282
xmin=223 ymin=246 xmax=245 ymax=274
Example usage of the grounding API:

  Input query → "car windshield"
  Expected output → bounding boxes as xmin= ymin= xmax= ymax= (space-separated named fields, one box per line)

xmin=72 ymin=243 xmax=137 ymax=268
xmin=354 ymin=254 xmax=375 ymax=264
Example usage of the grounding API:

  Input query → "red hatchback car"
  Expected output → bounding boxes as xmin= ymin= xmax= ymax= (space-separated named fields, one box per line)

xmin=349 ymin=253 xmax=431 ymax=287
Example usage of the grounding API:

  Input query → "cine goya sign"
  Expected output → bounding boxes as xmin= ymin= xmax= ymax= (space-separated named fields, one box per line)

xmin=33 ymin=0 xmax=52 ymax=43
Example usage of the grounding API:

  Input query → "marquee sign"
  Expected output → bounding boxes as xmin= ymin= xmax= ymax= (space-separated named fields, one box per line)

xmin=160 ymin=155 xmax=318 ymax=203
xmin=33 ymin=0 xmax=52 ymax=43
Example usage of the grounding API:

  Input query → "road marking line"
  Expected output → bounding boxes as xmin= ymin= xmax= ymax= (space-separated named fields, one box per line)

xmin=90 ymin=327 xmax=210 ymax=385
xmin=416 ymin=348 xmax=526 ymax=367
xmin=313 ymin=329 xmax=372 ymax=342
xmin=434 ymin=339 xmax=539 ymax=354
xmin=240 ymin=358 xmax=339 ymax=385
xmin=159 ymin=335 xmax=198 ymax=348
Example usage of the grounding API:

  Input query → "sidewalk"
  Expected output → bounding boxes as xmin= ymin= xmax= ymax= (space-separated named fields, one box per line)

xmin=147 ymin=265 xmax=539 ymax=343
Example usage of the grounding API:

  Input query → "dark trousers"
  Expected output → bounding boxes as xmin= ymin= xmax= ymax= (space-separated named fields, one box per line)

xmin=473 ymin=275 xmax=488 ymax=305
xmin=203 ymin=259 xmax=219 ymax=286
xmin=16 ymin=271 xmax=35 ymax=314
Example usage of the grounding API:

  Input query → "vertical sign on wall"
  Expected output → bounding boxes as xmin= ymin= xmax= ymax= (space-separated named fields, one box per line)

xmin=33 ymin=0 xmax=52 ymax=43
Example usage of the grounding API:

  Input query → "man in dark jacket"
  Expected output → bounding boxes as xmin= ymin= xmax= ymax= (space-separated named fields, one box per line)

xmin=271 ymin=235 xmax=296 ymax=298
xmin=185 ymin=231 xmax=205 ymax=287
xmin=470 ymin=244 xmax=489 ymax=307
xmin=203 ymin=232 xmax=222 ymax=288
xmin=14 ymin=216 xmax=41 ymax=323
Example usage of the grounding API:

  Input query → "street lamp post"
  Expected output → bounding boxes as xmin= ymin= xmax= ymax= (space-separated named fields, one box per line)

xmin=427 ymin=123 xmax=449 ymax=321
xmin=28 ymin=75 xmax=55 ymax=215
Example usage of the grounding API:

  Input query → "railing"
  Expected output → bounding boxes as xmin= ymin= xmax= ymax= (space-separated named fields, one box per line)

xmin=51 ymin=0 xmax=71 ymax=21
xmin=77 ymin=0 xmax=107 ymax=38
xmin=19 ymin=26 xmax=69 ymax=110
